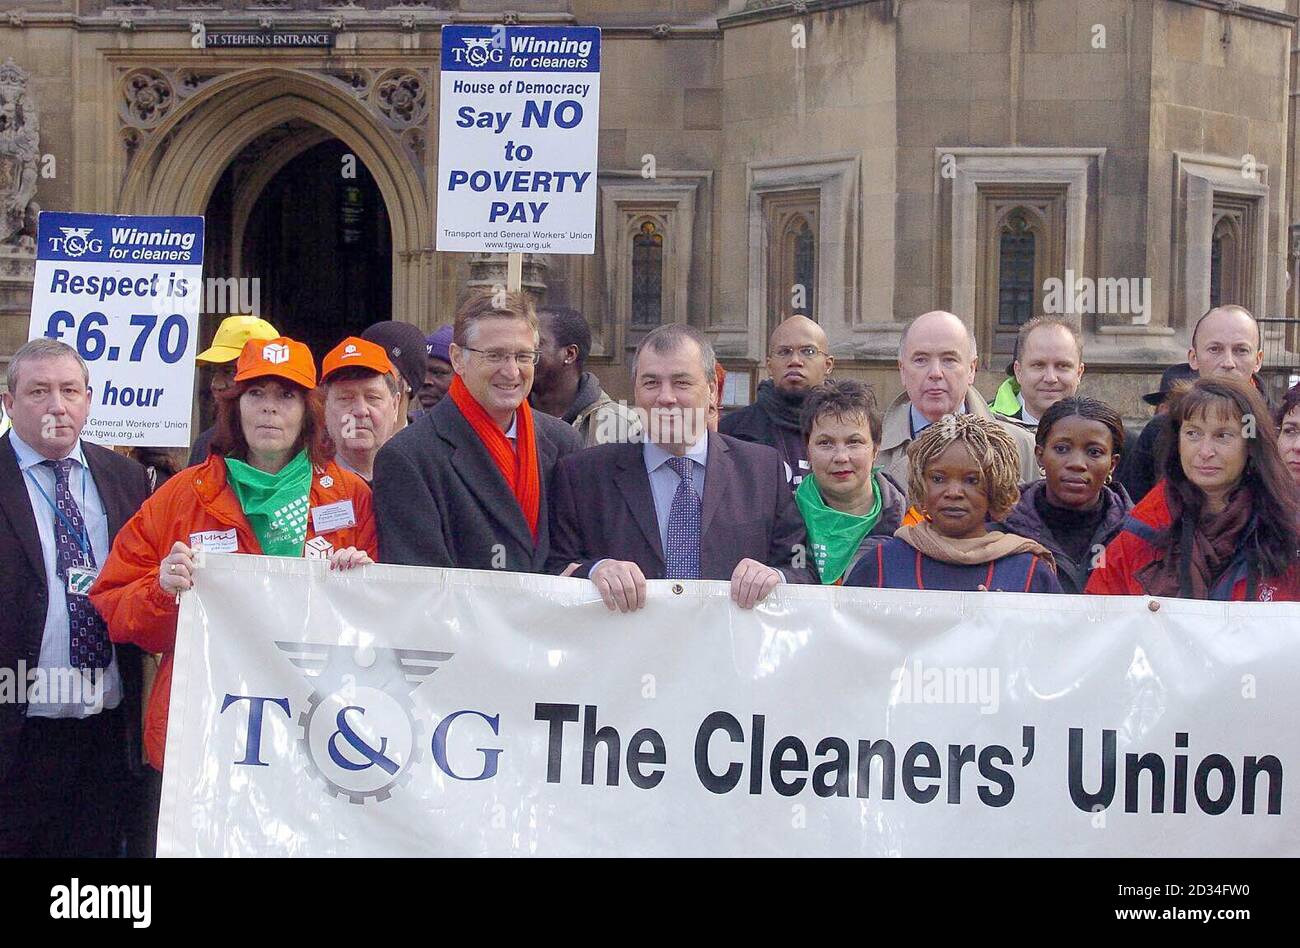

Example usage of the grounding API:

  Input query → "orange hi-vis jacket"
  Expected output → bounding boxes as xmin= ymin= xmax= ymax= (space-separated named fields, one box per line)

xmin=89 ymin=454 xmax=378 ymax=770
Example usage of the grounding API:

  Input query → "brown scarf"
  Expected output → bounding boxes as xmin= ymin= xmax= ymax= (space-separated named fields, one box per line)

xmin=1136 ymin=486 xmax=1254 ymax=599
xmin=895 ymin=521 xmax=1056 ymax=569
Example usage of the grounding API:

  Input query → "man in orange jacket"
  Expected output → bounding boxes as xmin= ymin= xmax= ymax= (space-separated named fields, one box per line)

xmin=90 ymin=337 xmax=378 ymax=773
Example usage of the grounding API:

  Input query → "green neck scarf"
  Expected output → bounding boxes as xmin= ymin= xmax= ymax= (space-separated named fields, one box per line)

xmin=795 ymin=472 xmax=884 ymax=584
xmin=224 ymin=450 xmax=312 ymax=558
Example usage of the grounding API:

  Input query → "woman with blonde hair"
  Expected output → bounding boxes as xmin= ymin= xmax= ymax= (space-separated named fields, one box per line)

xmin=845 ymin=413 xmax=1061 ymax=592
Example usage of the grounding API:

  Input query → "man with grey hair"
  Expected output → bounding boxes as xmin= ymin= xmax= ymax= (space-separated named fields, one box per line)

xmin=876 ymin=310 xmax=1038 ymax=486
xmin=0 ymin=338 xmax=150 ymax=856
xmin=548 ymin=323 xmax=816 ymax=613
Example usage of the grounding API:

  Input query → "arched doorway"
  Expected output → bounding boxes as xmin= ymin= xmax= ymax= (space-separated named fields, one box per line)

xmin=205 ymin=129 xmax=393 ymax=359
xmin=115 ymin=67 xmax=432 ymax=433
xmin=116 ymin=67 xmax=433 ymax=326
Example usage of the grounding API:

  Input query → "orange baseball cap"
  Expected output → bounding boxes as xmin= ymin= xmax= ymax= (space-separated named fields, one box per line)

xmin=321 ymin=336 xmax=393 ymax=383
xmin=233 ymin=336 xmax=317 ymax=389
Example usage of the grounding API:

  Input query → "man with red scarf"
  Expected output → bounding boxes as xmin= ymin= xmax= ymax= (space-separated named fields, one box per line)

xmin=373 ymin=289 xmax=583 ymax=571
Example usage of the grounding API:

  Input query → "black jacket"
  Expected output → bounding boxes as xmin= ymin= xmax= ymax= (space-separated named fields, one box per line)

xmin=373 ymin=396 xmax=583 ymax=572
xmin=997 ymin=479 xmax=1133 ymax=594
xmin=547 ymin=432 xmax=817 ymax=583
xmin=0 ymin=433 xmax=151 ymax=784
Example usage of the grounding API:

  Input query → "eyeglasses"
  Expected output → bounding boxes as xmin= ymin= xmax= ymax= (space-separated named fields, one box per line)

xmin=770 ymin=345 xmax=828 ymax=361
xmin=461 ymin=347 xmax=541 ymax=366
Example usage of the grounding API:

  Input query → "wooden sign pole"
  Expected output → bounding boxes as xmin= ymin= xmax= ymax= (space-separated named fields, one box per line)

xmin=507 ymin=252 xmax=523 ymax=293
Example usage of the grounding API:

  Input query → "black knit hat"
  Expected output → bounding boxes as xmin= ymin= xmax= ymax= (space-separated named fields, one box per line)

xmin=361 ymin=320 xmax=428 ymax=395
xmin=1142 ymin=362 xmax=1197 ymax=407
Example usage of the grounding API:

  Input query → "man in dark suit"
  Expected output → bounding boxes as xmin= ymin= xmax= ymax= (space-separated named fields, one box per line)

xmin=0 ymin=338 xmax=150 ymax=857
xmin=374 ymin=288 xmax=583 ymax=571
xmin=548 ymin=323 xmax=815 ymax=612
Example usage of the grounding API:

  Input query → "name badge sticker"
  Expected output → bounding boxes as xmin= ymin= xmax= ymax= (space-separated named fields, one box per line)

xmin=311 ymin=500 xmax=356 ymax=534
xmin=189 ymin=528 xmax=238 ymax=553
xmin=67 ymin=565 xmax=98 ymax=596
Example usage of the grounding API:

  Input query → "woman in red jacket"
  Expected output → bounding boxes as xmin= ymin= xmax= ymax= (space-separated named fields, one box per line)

xmin=1086 ymin=377 xmax=1300 ymax=601
xmin=90 ymin=336 xmax=378 ymax=771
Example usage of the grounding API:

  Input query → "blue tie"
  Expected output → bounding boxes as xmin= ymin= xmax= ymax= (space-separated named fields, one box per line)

xmin=664 ymin=456 xmax=701 ymax=580
xmin=44 ymin=459 xmax=113 ymax=670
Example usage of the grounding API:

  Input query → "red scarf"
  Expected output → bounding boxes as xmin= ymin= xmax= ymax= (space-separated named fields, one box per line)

xmin=449 ymin=375 xmax=540 ymax=542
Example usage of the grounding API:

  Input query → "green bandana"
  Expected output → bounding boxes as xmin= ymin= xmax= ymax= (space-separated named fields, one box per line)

xmin=224 ymin=450 xmax=312 ymax=558
xmin=795 ymin=472 xmax=884 ymax=584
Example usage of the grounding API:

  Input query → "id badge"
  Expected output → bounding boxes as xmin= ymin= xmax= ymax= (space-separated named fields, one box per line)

xmin=67 ymin=565 xmax=98 ymax=596
xmin=310 ymin=499 xmax=356 ymax=534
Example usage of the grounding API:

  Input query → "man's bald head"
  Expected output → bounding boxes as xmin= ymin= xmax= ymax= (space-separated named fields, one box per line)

xmin=767 ymin=314 xmax=833 ymax=393
xmin=898 ymin=311 xmax=979 ymax=422
xmin=1189 ymin=305 xmax=1262 ymax=385
xmin=899 ymin=311 xmax=977 ymax=362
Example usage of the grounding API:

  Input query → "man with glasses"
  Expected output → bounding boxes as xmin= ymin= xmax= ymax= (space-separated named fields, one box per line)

xmin=373 ymin=288 xmax=582 ymax=571
xmin=721 ymin=315 xmax=834 ymax=487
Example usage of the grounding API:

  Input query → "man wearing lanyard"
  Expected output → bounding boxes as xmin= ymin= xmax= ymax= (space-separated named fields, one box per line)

xmin=0 ymin=338 xmax=150 ymax=857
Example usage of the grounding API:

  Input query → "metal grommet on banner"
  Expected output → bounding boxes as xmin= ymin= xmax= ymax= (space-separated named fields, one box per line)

xmin=672 ymin=583 xmax=684 ymax=595
xmin=1147 ymin=599 xmax=1161 ymax=612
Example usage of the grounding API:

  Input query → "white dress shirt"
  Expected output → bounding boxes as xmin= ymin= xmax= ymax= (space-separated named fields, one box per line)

xmin=9 ymin=430 xmax=122 ymax=718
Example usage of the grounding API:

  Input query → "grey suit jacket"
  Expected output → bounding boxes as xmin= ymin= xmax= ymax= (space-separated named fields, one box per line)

xmin=373 ymin=396 xmax=583 ymax=572
xmin=547 ymin=432 xmax=817 ymax=583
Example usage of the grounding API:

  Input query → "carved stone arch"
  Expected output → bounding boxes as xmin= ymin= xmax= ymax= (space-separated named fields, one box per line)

xmin=115 ymin=67 xmax=433 ymax=326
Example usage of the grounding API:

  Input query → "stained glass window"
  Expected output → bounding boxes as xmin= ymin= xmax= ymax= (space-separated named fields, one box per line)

xmin=631 ymin=220 xmax=663 ymax=329
xmin=998 ymin=210 xmax=1035 ymax=327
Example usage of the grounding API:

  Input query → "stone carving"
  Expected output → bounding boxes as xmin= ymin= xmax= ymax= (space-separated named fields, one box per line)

xmin=400 ymin=126 xmax=424 ymax=165
xmin=325 ymin=68 xmax=373 ymax=98
xmin=373 ymin=69 xmax=427 ymax=129
xmin=0 ymin=58 xmax=40 ymax=253
xmin=121 ymin=68 xmax=174 ymax=127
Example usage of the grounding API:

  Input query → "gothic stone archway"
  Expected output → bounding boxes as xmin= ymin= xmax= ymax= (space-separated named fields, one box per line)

xmin=116 ymin=66 xmax=433 ymax=327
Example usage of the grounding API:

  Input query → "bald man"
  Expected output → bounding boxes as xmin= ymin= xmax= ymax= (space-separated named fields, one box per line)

xmin=876 ymin=311 xmax=1038 ymax=486
xmin=1119 ymin=304 xmax=1267 ymax=504
xmin=721 ymin=315 xmax=834 ymax=487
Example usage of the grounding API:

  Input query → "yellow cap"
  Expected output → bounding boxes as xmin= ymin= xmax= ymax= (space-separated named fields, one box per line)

xmin=196 ymin=315 xmax=279 ymax=365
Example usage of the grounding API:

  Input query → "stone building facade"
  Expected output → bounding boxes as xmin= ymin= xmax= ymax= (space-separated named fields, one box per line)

xmin=1 ymin=0 xmax=1298 ymax=421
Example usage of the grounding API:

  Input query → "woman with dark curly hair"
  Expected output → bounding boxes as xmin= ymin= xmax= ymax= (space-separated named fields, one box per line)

xmin=1087 ymin=377 xmax=1300 ymax=600
xmin=845 ymin=413 xmax=1062 ymax=592
xmin=998 ymin=397 xmax=1133 ymax=593
xmin=1274 ymin=381 xmax=1300 ymax=489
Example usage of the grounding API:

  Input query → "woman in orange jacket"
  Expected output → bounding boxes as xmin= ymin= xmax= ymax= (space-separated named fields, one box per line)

xmin=90 ymin=336 xmax=378 ymax=771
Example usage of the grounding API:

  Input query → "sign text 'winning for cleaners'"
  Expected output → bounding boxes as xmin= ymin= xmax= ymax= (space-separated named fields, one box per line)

xmin=27 ymin=211 xmax=205 ymax=448
xmin=436 ymin=25 xmax=600 ymax=255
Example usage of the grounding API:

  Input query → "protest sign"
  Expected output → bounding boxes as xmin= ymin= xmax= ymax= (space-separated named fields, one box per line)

xmin=27 ymin=211 xmax=204 ymax=447
xmin=159 ymin=554 xmax=1300 ymax=857
xmin=436 ymin=25 xmax=600 ymax=254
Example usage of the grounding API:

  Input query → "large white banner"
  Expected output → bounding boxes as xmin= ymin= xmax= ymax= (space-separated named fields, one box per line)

xmin=159 ymin=554 xmax=1300 ymax=857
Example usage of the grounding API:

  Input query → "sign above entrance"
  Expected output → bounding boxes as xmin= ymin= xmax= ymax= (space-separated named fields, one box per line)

xmin=436 ymin=25 xmax=601 ymax=255
xmin=204 ymin=31 xmax=335 ymax=49
xmin=27 ymin=211 xmax=205 ymax=448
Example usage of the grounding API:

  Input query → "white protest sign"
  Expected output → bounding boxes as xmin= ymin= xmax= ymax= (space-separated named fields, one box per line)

xmin=27 ymin=211 xmax=204 ymax=447
xmin=436 ymin=25 xmax=600 ymax=254
xmin=160 ymin=555 xmax=1300 ymax=857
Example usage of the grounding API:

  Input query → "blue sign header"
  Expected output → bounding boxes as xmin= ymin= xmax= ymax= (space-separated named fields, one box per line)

xmin=36 ymin=211 xmax=206 ymax=266
xmin=440 ymin=25 xmax=601 ymax=74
